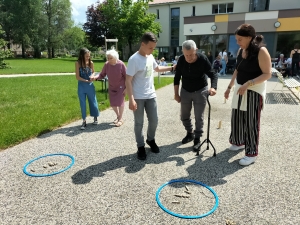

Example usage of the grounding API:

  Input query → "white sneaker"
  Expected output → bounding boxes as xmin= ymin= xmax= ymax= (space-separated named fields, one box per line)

xmin=239 ymin=156 xmax=256 ymax=166
xmin=228 ymin=145 xmax=245 ymax=151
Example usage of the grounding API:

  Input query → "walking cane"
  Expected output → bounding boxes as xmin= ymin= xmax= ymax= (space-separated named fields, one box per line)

xmin=196 ymin=94 xmax=216 ymax=157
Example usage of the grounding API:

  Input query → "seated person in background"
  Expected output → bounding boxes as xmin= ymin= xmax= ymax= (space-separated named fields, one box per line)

xmin=280 ymin=64 xmax=291 ymax=78
xmin=276 ymin=54 xmax=286 ymax=69
xmin=285 ymin=57 xmax=292 ymax=68
xmin=171 ymin=56 xmax=179 ymax=74
xmin=212 ymin=55 xmax=221 ymax=76
xmin=159 ymin=57 xmax=168 ymax=74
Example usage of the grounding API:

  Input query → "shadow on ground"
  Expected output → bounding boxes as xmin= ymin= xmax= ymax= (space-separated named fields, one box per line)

xmin=37 ymin=122 xmax=114 ymax=139
xmin=71 ymin=141 xmax=243 ymax=187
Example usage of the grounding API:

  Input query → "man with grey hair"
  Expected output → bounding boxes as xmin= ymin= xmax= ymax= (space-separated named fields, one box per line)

xmin=174 ymin=40 xmax=218 ymax=151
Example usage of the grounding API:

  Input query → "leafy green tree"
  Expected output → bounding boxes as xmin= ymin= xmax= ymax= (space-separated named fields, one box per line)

xmin=43 ymin=0 xmax=73 ymax=58
xmin=0 ymin=26 xmax=13 ymax=68
xmin=62 ymin=26 xmax=86 ymax=53
xmin=103 ymin=0 xmax=161 ymax=55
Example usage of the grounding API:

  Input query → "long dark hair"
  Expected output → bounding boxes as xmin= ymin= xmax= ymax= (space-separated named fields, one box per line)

xmin=235 ymin=24 xmax=265 ymax=58
xmin=294 ymin=44 xmax=299 ymax=49
xmin=77 ymin=48 xmax=91 ymax=68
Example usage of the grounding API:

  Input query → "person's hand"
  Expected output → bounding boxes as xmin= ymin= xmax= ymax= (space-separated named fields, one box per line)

xmin=224 ymin=88 xmax=230 ymax=100
xmin=173 ymin=64 xmax=177 ymax=71
xmin=237 ymin=82 xmax=249 ymax=95
xmin=174 ymin=94 xmax=181 ymax=103
xmin=129 ymin=99 xmax=137 ymax=111
xmin=89 ymin=75 xmax=96 ymax=81
xmin=208 ymin=88 xmax=217 ymax=96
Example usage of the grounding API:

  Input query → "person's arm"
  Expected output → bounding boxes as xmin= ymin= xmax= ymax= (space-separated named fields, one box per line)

xmin=290 ymin=50 xmax=294 ymax=59
xmin=154 ymin=64 xmax=174 ymax=73
xmin=75 ymin=62 xmax=91 ymax=82
xmin=173 ymin=58 xmax=182 ymax=102
xmin=95 ymin=63 xmax=107 ymax=80
xmin=204 ymin=57 xmax=218 ymax=96
xmin=224 ymin=48 xmax=241 ymax=99
xmin=125 ymin=75 xmax=137 ymax=111
xmin=236 ymin=47 xmax=271 ymax=96
xmin=121 ymin=62 xmax=127 ymax=94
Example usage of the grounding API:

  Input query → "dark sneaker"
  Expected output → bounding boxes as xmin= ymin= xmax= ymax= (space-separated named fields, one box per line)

xmin=93 ymin=117 xmax=98 ymax=125
xmin=193 ymin=138 xmax=201 ymax=152
xmin=146 ymin=139 xmax=160 ymax=153
xmin=137 ymin=146 xmax=147 ymax=160
xmin=80 ymin=121 xmax=86 ymax=130
xmin=182 ymin=132 xmax=195 ymax=144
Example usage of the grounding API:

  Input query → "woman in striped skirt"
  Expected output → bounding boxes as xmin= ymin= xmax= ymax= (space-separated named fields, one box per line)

xmin=224 ymin=24 xmax=271 ymax=166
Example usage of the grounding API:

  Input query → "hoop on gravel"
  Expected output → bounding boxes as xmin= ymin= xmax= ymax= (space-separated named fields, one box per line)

xmin=155 ymin=179 xmax=219 ymax=219
xmin=23 ymin=153 xmax=75 ymax=177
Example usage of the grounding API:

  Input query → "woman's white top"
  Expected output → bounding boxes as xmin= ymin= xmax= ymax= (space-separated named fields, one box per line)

xmin=219 ymin=51 xmax=227 ymax=60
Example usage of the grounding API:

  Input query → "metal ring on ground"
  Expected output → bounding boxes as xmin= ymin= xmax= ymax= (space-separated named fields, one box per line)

xmin=156 ymin=179 xmax=219 ymax=219
xmin=23 ymin=153 xmax=75 ymax=177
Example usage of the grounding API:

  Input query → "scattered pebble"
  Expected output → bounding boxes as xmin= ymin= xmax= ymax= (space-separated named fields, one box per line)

xmin=172 ymin=201 xmax=180 ymax=204
xmin=185 ymin=185 xmax=189 ymax=191
xmin=43 ymin=165 xmax=47 ymax=168
xmin=30 ymin=169 xmax=35 ymax=172
xmin=174 ymin=194 xmax=182 ymax=198
xmin=184 ymin=190 xmax=191 ymax=194
xmin=225 ymin=219 xmax=236 ymax=225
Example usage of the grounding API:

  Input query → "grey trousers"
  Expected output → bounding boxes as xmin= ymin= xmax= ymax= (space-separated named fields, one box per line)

xmin=133 ymin=98 xmax=158 ymax=148
xmin=180 ymin=87 xmax=208 ymax=139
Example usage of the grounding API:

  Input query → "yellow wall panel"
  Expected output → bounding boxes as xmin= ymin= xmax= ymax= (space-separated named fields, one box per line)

xmin=277 ymin=18 xmax=300 ymax=31
xmin=215 ymin=14 xmax=229 ymax=22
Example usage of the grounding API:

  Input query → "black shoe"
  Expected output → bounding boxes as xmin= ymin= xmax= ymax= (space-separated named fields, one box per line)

xmin=193 ymin=138 xmax=201 ymax=152
xmin=146 ymin=139 xmax=160 ymax=153
xmin=137 ymin=146 xmax=147 ymax=160
xmin=80 ymin=121 xmax=86 ymax=130
xmin=182 ymin=132 xmax=195 ymax=144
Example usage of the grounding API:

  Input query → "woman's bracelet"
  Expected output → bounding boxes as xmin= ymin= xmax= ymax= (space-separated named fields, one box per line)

xmin=247 ymin=79 xmax=255 ymax=86
xmin=227 ymin=86 xmax=232 ymax=89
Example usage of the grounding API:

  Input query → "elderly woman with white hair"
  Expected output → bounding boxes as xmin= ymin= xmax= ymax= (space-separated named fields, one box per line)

xmin=95 ymin=49 xmax=127 ymax=126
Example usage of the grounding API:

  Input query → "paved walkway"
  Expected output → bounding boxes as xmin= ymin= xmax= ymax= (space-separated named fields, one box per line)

xmin=1 ymin=76 xmax=299 ymax=224
xmin=0 ymin=73 xmax=75 ymax=78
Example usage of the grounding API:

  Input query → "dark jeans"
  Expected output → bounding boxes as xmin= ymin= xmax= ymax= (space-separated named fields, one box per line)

xmin=180 ymin=87 xmax=208 ymax=139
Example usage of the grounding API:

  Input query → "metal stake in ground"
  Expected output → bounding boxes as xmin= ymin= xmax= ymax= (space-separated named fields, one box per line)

xmin=196 ymin=94 xmax=216 ymax=157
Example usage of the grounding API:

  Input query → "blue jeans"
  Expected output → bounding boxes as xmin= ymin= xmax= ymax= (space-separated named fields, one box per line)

xmin=78 ymin=82 xmax=100 ymax=120
xmin=133 ymin=98 xmax=158 ymax=147
xmin=219 ymin=59 xmax=227 ymax=75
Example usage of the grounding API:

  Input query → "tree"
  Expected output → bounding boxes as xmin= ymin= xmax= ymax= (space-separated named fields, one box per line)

xmin=83 ymin=1 xmax=115 ymax=48
xmin=43 ymin=0 xmax=73 ymax=58
xmin=102 ymin=0 xmax=161 ymax=56
xmin=0 ymin=26 xmax=13 ymax=68
xmin=61 ymin=26 xmax=86 ymax=53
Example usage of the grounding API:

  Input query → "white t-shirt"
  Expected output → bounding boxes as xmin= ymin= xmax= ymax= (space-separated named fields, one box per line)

xmin=126 ymin=52 xmax=158 ymax=99
xmin=219 ymin=51 xmax=227 ymax=60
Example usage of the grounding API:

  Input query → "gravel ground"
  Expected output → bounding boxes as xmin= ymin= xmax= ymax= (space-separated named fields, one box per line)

xmin=1 ymin=76 xmax=299 ymax=225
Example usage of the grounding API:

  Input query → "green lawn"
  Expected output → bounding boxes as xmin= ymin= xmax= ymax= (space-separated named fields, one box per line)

xmin=0 ymin=76 xmax=173 ymax=150
xmin=0 ymin=58 xmax=108 ymax=75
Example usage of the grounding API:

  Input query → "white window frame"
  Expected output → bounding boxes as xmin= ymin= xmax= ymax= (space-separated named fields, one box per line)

xmin=212 ymin=3 xmax=234 ymax=14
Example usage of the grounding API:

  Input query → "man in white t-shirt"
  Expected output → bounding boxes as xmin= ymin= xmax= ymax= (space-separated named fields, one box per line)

xmin=126 ymin=32 xmax=175 ymax=160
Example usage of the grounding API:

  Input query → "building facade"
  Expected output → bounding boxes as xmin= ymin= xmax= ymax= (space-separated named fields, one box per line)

xmin=149 ymin=0 xmax=300 ymax=60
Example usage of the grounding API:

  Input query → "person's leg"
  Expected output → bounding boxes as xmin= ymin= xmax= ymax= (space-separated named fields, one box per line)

xmin=133 ymin=99 xmax=146 ymax=148
xmin=145 ymin=98 xmax=158 ymax=142
xmin=111 ymin=106 xmax=119 ymax=120
xmin=86 ymin=84 xmax=100 ymax=118
xmin=296 ymin=61 xmax=300 ymax=75
xmin=244 ymin=90 xmax=263 ymax=157
xmin=229 ymin=95 xmax=245 ymax=146
xmin=78 ymin=84 xmax=87 ymax=120
xmin=219 ymin=60 xmax=226 ymax=75
xmin=291 ymin=61 xmax=296 ymax=76
xmin=118 ymin=106 xmax=125 ymax=120
xmin=193 ymin=87 xmax=208 ymax=139
xmin=180 ymin=88 xmax=194 ymax=143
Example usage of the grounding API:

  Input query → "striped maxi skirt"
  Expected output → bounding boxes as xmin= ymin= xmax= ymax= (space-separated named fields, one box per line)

xmin=229 ymin=90 xmax=263 ymax=156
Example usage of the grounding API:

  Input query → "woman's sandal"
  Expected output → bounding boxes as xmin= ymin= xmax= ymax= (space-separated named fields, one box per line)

xmin=115 ymin=119 xmax=124 ymax=127
xmin=113 ymin=118 xmax=118 ymax=124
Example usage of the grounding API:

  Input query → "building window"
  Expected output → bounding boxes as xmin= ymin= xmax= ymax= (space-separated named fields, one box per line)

xmin=249 ymin=0 xmax=269 ymax=12
xmin=192 ymin=6 xmax=195 ymax=16
xmin=212 ymin=3 xmax=234 ymax=14
xmin=170 ymin=8 xmax=180 ymax=47
xmin=157 ymin=9 xmax=159 ymax=19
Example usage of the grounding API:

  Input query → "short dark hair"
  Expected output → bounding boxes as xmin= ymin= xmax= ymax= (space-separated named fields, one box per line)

xmin=141 ymin=32 xmax=157 ymax=44
xmin=294 ymin=44 xmax=299 ymax=49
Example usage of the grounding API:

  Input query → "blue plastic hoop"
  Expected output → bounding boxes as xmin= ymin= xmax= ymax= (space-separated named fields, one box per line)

xmin=23 ymin=153 xmax=75 ymax=177
xmin=156 ymin=179 xmax=219 ymax=219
